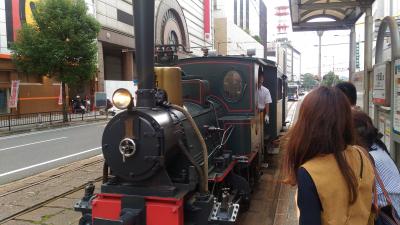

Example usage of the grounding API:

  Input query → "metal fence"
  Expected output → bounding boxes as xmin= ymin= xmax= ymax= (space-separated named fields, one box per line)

xmin=0 ymin=111 xmax=103 ymax=131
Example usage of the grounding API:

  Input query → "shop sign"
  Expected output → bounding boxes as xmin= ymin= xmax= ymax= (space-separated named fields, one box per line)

xmin=393 ymin=59 xmax=400 ymax=133
xmin=8 ymin=80 xmax=20 ymax=108
xmin=373 ymin=62 xmax=391 ymax=106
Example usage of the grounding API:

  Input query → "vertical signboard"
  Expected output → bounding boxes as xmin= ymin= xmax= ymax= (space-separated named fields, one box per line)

xmin=8 ymin=80 xmax=19 ymax=108
xmin=385 ymin=117 xmax=391 ymax=150
xmin=394 ymin=59 xmax=400 ymax=134
xmin=203 ymin=0 xmax=211 ymax=41
xmin=351 ymin=71 xmax=364 ymax=109
xmin=373 ymin=62 xmax=391 ymax=106
xmin=379 ymin=113 xmax=385 ymax=138
xmin=378 ymin=111 xmax=392 ymax=150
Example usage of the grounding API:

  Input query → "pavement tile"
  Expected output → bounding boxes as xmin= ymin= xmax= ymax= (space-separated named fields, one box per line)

xmin=247 ymin=199 xmax=270 ymax=213
xmin=275 ymin=199 xmax=289 ymax=215
xmin=44 ymin=209 xmax=81 ymax=225
xmin=2 ymin=219 xmax=35 ymax=225
xmin=238 ymin=211 xmax=269 ymax=225
xmin=16 ymin=207 xmax=63 ymax=222
xmin=273 ymin=214 xmax=287 ymax=225
xmin=0 ymin=205 xmax=27 ymax=221
xmin=63 ymin=190 xmax=85 ymax=199
xmin=45 ymin=198 xmax=79 ymax=209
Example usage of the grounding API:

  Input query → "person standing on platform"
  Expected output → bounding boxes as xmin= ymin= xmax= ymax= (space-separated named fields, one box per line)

xmin=336 ymin=81 xmax=360 ymax=110
xmin=258 ymin=74 xmax=272 ymax=126
xmin=283 ymin=86 xmax=375 ymax=225
xmin=353 ymin=110 xmax=400 ymax=214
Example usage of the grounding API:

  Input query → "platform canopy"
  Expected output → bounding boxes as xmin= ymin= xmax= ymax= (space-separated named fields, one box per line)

xmin=289 ymin=0 xmax=375 ymax=31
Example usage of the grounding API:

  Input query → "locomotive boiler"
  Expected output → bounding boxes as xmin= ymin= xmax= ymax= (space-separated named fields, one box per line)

xmin=75 ymin=0 xmax=287 ymax=224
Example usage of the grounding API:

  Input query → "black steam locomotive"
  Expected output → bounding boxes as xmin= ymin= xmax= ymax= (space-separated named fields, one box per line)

xmin=74 ymin=1 xmax=287 ymax=224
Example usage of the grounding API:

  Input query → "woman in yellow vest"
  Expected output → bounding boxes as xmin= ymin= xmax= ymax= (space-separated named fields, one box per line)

xmin=283 ymin=86 xmax=375 ymax=225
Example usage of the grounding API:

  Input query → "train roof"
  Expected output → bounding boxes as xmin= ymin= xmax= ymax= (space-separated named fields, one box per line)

xmin=179 ymin=56 xmax=277 ymax=67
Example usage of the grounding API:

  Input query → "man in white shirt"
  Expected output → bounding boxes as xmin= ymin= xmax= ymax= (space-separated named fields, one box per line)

xmin=258 ymin=74 xmax=273 ymax=162
xmin=258 ymin=74 xmax=272 ymax=123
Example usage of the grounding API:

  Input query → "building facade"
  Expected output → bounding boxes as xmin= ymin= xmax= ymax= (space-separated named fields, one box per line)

xmin=267 ymin=42 xmax=301 ymax=82
xmin=0 ymin=0 xmax=213 ymax=114
xmin=0 ymin=0 xmax=73 ymax=114
xmin=213 ymin=0 xmax=266 ymax=57
xmin=96 ymin=0 xmax=214 ymax=92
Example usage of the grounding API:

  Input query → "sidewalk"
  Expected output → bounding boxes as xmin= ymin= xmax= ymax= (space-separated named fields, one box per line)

xmin=0 ymin=111 xmax=110 ymax=137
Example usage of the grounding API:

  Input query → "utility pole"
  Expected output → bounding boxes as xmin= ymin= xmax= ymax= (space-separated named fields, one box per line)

xmin=317 ymin=30 xmax=324 ymax=81
xmin=349 ymin=25 xmax=356 ymax=80
xmin=364 ymin=6 xmax=373 ymax=114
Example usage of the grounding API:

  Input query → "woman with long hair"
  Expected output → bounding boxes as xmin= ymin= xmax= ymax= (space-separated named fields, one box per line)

xmin=283 ymin=86 xmax=375 ymax=225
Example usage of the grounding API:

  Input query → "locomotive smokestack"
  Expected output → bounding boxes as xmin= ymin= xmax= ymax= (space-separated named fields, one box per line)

xmin=133 ymin=0 xmax=155 ymax=107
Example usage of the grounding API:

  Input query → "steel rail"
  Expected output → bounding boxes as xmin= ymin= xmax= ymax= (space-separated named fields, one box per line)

xmin=0 ymin=159 xmax=103 ymax=198
xmin=0 ymin=176 xmax=103 ymax=224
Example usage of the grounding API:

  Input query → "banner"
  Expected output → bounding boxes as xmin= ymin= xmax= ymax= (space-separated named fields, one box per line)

xmin=58 ymin=83 xmax=63 ymax=105
xmin=8 ymin=80 xmax=20 ymax=108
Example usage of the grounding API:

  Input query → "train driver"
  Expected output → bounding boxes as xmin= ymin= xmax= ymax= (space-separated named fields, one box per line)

xmin=258 ymin=74 xmax=272 ymax=124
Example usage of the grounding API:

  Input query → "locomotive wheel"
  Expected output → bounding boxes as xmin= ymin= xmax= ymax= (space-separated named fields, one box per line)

xmin=79 ymin=214 xmax=92 ymax=225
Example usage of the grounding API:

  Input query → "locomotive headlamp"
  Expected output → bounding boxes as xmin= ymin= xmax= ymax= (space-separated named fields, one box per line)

xmin=112 ymin=88 xmax=133 ymax=109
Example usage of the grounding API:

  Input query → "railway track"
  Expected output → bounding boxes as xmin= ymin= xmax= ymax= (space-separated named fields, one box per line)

xmin=0 ymin=158 xmax=104 ymax=224
xmin=0 ymin=159 xmax=103 ymax=198
xmin=0 ymin=177 xmax=102 ymax=224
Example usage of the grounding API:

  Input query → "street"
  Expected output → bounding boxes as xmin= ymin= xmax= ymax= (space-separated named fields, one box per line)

xmin=0 ymin=121 xmax=106 ymax=184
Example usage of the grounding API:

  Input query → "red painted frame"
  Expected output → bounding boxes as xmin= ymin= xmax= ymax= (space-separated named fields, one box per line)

xmin=91 ymin=194 xmax=184 ymax=225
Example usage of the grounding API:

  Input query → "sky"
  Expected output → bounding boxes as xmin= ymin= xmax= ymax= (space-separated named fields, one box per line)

xmin=265 ymin=0 xmax=352 ymax=78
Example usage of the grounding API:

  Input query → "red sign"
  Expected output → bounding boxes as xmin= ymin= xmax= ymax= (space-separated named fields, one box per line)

xmin=203 ymin=0 xmax=210 ymax=40
xmin=8 ymin=80 xmax=20 ymax=108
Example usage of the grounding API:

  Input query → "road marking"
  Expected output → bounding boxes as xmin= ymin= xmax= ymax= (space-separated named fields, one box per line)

xmin=0 ymin=121 xmax=107 ymax=141
xmin=0 ymin=147 xmax=101 ymax=177
xmin=0 ymin=137 xmax=67 ymax=152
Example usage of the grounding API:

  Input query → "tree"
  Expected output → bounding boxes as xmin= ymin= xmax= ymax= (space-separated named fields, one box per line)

xmin=300 ymin=73 xmax=318 ymax=90
xmin=252 ymin=35 xmax=262 ymax=44
xmin=11 ymin=0 xmax=100 ymax=121
xmin=321 ymin=71 xmax=342 ymax=87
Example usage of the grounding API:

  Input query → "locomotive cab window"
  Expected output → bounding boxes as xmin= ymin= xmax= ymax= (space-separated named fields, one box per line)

xmin=223 ymin=70 xmax=244 ymax=102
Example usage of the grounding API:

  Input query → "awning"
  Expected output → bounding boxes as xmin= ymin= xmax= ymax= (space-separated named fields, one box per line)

xmin=289 ymin=0 xmax=375 ymax=32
